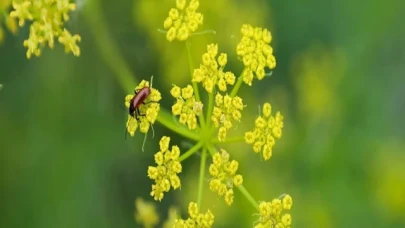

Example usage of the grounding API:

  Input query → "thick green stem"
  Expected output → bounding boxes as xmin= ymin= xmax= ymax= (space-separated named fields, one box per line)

xmin=82 ymin=0 xmax=137 ymax=92
xmin=158 ymin=111 xmax=200 ymax=142
xmin=186 ymin=40 xmax=206 ymax=127
xmin=212 ymin=136 xmax=245 ymax=144
xmin=206 ymin=144 xmax=216 ymax=157
xmin=205 ymin=89 xmax=215 ymax=128
xmin=179 ymin=141 xmax=204 ymax=162
xmin=197 ymin=148 xmax=207 ymax=209
xmin=237 ymin=185 xmax=259 ymax=211
xmin=230 ymin=69 xmax=246 ymax=97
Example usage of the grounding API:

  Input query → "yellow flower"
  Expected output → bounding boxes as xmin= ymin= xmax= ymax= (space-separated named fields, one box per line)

xmin=163 ymin=0 xmax=203 ymax=42
xmin=171 ymin=84 xmax=201 ymax=130
xmin=255 ymin=195 xmax=293 ymax=228
xmin=193 ymin=43 xmax=236 ymax=93
xmin=245 ymin=102 xmax=283 ymax=160
xmin=174 ymin=202 xmax=215 ymax=227
xmin=134 ymin=198 xmax=159 ymax=228
xmin=209 ymin=150 xmax=243 ymax=206
xmin=125 ymin=78 xmax=161 ymax=136
xmin=163 ymin=206 xmax=179 ymax=228
xmin=9 ymin=0 xmax=80 ymax=58
xmin=211 ymin=93 xmax=244 ymax=141
xmin=148 ymin=136 xmax=182 ymax=201
xmin=236 ymin=24 xmax=276 ymax=86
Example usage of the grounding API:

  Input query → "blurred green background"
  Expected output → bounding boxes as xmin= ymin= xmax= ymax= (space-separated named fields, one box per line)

xmin=1 ymin=0 xmax=405 ymax=227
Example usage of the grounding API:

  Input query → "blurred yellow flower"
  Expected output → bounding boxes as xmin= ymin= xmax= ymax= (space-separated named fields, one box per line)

xmin=174 ymin=201 xmax=215 ymax=227
xmin=9 ymin=0 xmax=80 ymax=58
xmin=134 ymin=198 xmax=160 ymax=228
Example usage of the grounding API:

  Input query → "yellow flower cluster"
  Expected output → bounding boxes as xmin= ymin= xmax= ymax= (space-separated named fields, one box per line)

xmin=134 ymin=198 xmax=159 ymax=228
xmin=236 ymin=24 xmax=276 ymax=86
xmin=211 ymin=93 xmax=244 ymax=141
xmin=9 ymin=0 xmax=80 ymax=58
xmin=171 ymin=84 xmax=203 ymax=130
xmin=163 ymin=0 xmax=203 ymax=42
xmin=125 ymin=79 xmax=161 ymax=136
xmin=148 ymin=136 xmax=182 ymax=201
xmin=193 ymin=43 xmax=236 ymax=93
xmin=209 ymin=150 xmax=243 ymax=206
xmin=255 ymin=195 xmax=293 ymax=228
xmin=174 ymin=202 xmax=215 ymax=228
xmin=0 ymin=0 xmax=18 ymax=44
xmin=245 ymin=103 xmax=284 ymax=160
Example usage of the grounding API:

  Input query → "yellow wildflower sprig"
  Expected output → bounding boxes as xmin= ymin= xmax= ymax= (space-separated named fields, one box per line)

xmin=245 ymin=102 xmax=284 ymax=160
xmin=171 ymin=84 xmax=203 ymax=130
xmin=174 ymin=201 xmax=215 ymax=227
xmin=236 ymin=24 xmax=276 ymax=86
xmin=134 ymin=198 xmax=160 ymax=228
xmin=125 ymin=79 xmax=162 ymax=137
xmin=148 ymin=136 xmax=182 ymax=201
xmin=163 ymin=0 xmax=203 ymax=42
xmin=0 ymin=0 xmax=18 ymax=44
xmin=192 ymin=44 xmax=236 ymax=94
xmin=254 ymin=194 xmax=293 ymax=228
xmin=9 ymin=0 xmax=81 ymax=58
xmin=209 ymin=150 xmax=243 ymax=206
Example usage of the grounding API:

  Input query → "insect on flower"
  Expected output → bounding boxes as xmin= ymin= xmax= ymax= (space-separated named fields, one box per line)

xmin=129 ymin=86 xmax=152 ymax=120
xmin=125 ymin=76 xmax=159 ymax=142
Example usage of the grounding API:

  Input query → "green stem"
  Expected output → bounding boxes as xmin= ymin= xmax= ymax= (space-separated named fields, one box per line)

xmin=206 ymin=144 xmax=216 ymax=157
xmin=186 ymin=40 xmax=206 ymax=128
xmin=212 ymin=136 xmax=245 ymax=144
xmin=157 ymin=110 xmax=199 ymax=142
xmin=179 ymin=141 xmax=204 ymax=162
xmin=237 ymin=185 xmax=259 ymax=211
xmin=197 ymin=148 xmax=207 ymax=209
xmin=82 ymin=0 xmax=137 ymax=92
xmin=230 ymin=68 xmax=246 ymax=97
xmin=83 ymin=0 xmax=189 ymax=136
xmin=205 ymin=89 xmax=215 ymax=128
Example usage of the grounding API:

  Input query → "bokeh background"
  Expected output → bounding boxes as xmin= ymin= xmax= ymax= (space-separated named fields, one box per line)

xmin=1 ymin=0 xmax=405 ymax=227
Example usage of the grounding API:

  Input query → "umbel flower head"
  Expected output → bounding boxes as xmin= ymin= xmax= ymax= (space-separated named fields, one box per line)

xmin=245 ymin=102 xmax=284 ymax=160
xmin=211 ymin=93 xmax=244 ymax=141
xmin=148 ymin=136 xmax=182 ymax=201
xmin=255 ymin=194 xmax=293 ymax=228
xmin=163 ymin=0 xmax=203 ymax=42
xmin=209 ymin=150 xmax=243 ymax=206
xmin=236 ymin=24 xmax=276 ymax=86
xmin=171 ymin=84 xmax=202 ymax=130
xmin=9 ymin=0 xmax=81 ymax=58
xmin=125 ymin=78 xmax=162 ymax=136
xmin=174 ymin=201 xmax=215 ymax=228
xmin=193 ymin=43 xmax=236 ymax=94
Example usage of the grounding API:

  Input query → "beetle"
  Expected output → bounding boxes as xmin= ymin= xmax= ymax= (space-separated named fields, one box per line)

xmin=129 ymin=86 xmax=151 ymax=120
